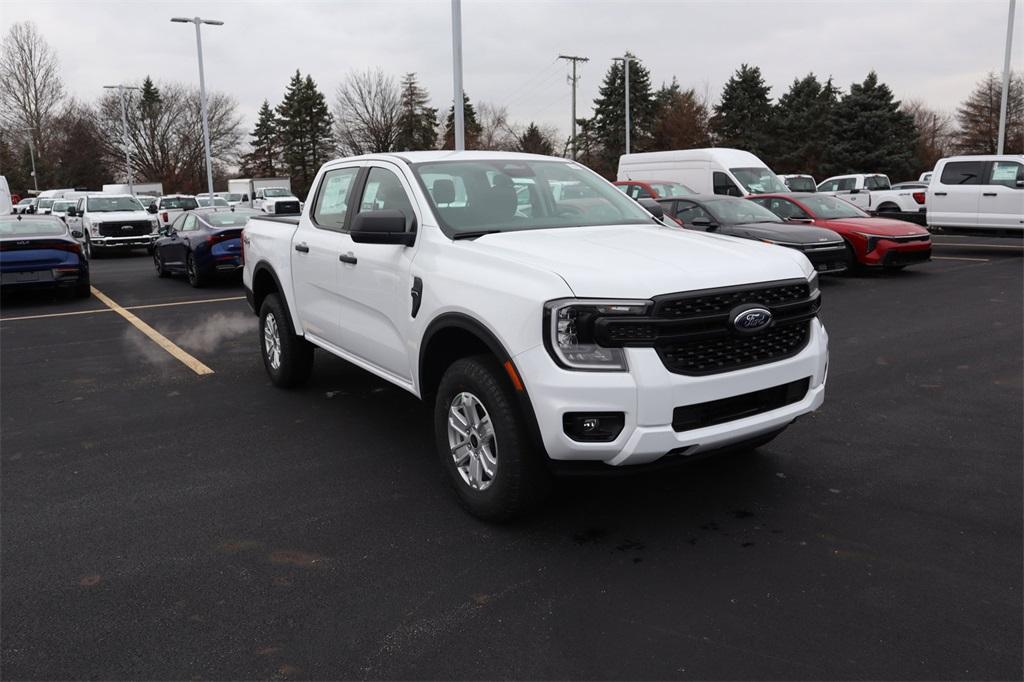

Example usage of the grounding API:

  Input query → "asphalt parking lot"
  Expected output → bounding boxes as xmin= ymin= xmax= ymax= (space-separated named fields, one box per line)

xmin=1 ymin=234 xmax=1021 ymax=680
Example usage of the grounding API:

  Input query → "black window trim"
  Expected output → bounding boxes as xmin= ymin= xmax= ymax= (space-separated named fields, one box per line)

xmin=354 ymin=164 xmax=421 ymax=238
xmin=940 ymin=160 xmax=989 ymax=186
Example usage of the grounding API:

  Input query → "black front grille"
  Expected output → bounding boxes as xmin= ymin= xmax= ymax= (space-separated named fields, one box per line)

xmin=658 ymin=322 xmax=810 ymax=375
xmin=98 ymin=221 xmax=152 ymax=237
xmin=672 ymin=377 xmax=810 ymax=431
xmin=273 ymin=201 xmax=300 ymax=215
xmin=883 ymin=247 xmax=932 ymax=266
xmin=655 ymin=282 xmax=809 ymax=318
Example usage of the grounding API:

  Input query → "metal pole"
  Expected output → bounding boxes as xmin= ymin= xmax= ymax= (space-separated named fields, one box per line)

xmin=451 ymin=0 xmax=465 ymax=150
xmin=997 ymin=0 xmax=1017 ymax=155
xmin=194 ymin=20 xmax=216 ymax=197
xmin=559 ymin=55 xmax=588 ymax=159
xmin=27 ymin=137 xmax=38 ymax=192
xmin=118 ymin=87 xmax=134 ymax=193
xmin=624 ymin=56 xmax=631 ymax=155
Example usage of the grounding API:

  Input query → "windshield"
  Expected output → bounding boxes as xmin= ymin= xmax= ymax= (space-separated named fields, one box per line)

xmin=52 ymin=201 xmax=75 ymax=212
xmin=17 ymin=198 xmax=35 ymax=206
xmin=217 ymin=193 xmax=242 ymax=202
xmin=800 ymin=195 xmax=869 ymax=219
xmin=864 ymin=175 xmax=890 ymax=190
xmin=205 ymin=212 xmax=252 ymax=227
xmin=137 ymin=196 xmax=157 ymax=207
xmin=730 ymin=167 xmax=788 ymax=194
xmin=703 ymin=197 xmax=782 ymax=224
xmin=0 ymin=217 xmax=67 ymax=237
xmin=160 ymin=197 xmax=199 ymax=210
xmin=87 ymin=196 xmax=144 ymax=212
xmin=413 ymin=159 xmax=655 ymax=236
xmin=37 ymin=198 xmax=55 ymax=209
xmin=649 ymin=181 xmax=694 ymax=197
xmin=785 ymin=177 xmax=816 ymax=192
xmin=197 ymin=197 xmax=229 ymax=207
xmin=263 ymin=188 xmax=292 ymax=197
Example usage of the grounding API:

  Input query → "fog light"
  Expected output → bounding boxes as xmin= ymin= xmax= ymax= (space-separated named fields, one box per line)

xmin=563 ymin=412 xmax=625 ymax=442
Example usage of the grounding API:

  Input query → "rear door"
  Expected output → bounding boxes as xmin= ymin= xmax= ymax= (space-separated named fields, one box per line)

xmin=291 ymin=164 xmax=362 ymax=347
xmin=979 ymin=159 xmax=1024 ymax=229
xmin=930 ymin=160 xmax=985 ymax=227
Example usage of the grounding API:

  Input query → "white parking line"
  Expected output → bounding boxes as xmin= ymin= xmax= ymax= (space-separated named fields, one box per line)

xmin=0 ymin=295 xmax=245 ymax=322
xmin=932 ymin=256 xmax=990 ymax=262
xmin=932 ymin=242 xmax=1023 ymax=249
xmin=88 ymin=287 xmax=215 ymax=376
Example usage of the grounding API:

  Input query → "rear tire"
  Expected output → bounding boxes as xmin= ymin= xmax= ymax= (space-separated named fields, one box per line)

xmin=73 ymin=276 xmax=91 ymax=299
xmin=434 ymin=355 xmax=551 ymax=521
xmin=186 ymin=252 xmax=206 ymax=288
xmin=259 ymin=293 xmax=313 ymax=388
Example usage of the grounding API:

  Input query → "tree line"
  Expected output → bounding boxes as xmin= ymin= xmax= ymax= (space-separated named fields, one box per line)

xmin=1 ymin=19 xmax=1021 ymax=197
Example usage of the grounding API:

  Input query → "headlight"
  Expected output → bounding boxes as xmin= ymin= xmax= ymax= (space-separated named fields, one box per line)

xmin=808 ymin=271 xmax=819 ymax=298
xmin=89 ymin=223 xmax=100 ymax=236
xmin=544 ymin=299 xmax=650 ymax=371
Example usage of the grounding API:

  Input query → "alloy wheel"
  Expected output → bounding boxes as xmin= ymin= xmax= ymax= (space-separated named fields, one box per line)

xmin=447 ymin=391 xmax=498 ymax=490
xmin=263 ymin=312 xmax=282 ymax=371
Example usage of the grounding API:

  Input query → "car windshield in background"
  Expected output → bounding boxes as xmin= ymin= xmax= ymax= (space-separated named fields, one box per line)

xmin=17 ymin=199 xmax=35 ymax=206
xmin=263 ymin=188 xmax=291 ymax=197
xmin=864 ymin=175 xmax=890 ymax=190
xmin=414 ymin=159 xmax=655 ymax=236
xmin=87 ymin=196 xmax=144 ymax=212
xmin=137 ymin=197 xmax=157 ymax=207
xmin=197 ymin=197 xmax=229 ymax=207
xmin=785 ymin=177 xmax=816 ymax=192
xmin=800 ymin=195 xmax=869 ymax=219
xmin=218 ymin=193 xmax=242 ymax=202
xmin=0 ymin=217 xmax=67 ymax=237
xmin=704 ymin=197 xmax=782 ymax=224
xmin=37 ymin=199 xmax=55 ymax=209
xmin=204 ymin=212 xmax=251 ymax=227
xmin=650 ymin=181 xmax=695 ymax=197
xmin=52 ymin=201 xmax=75 ymax=212
xmin=161 ymin=197 xmax=199 ymax=210
xmin=730 ymin=167 xmax=788 ymax=194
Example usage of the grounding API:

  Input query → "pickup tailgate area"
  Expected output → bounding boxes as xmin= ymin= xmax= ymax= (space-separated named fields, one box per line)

xmin=242 ymin=215 xmax=301 ymax=319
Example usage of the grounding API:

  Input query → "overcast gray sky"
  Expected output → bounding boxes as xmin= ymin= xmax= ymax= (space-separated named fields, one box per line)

xmin=2 ymin=0 xmax=1020 ymax=142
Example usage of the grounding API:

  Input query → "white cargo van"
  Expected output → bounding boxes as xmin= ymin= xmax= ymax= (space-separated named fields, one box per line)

xmin=103 ymin=182 xmax=164 ymax=198
xmin=0 ymin=176 xmax=11 ymax=215
xmin=617 ymin=148 xmax=788 ymax=197
xmin=927 ymin=155 xmax=1024 ymax=233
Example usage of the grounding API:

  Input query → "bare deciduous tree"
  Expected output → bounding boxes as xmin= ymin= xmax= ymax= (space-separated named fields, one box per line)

xmin=902 ymin=99 xmax=956 ymax=176
xmin=476 ymin=102 xmax=518 ymax=151
xmin=333 ymin=69 xmax=401 ymax=155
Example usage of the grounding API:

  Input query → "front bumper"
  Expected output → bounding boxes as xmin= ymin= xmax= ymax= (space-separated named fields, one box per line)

xmin=860 ymin=239 xmax=931 ymax=267
xmin=91 ymin=234 xmax=157 ymax=249
xmin=514 ymin=318 xmax=829 ymax=467
xmin=799 ymin=244 xmax=849 ymax=274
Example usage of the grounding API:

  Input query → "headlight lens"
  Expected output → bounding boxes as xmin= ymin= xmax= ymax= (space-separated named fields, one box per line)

xmin=545 ymin=299 xmax=650 ymax=371
xmin=89 ymin=223 xmax=100 ymax=236
xmin=808 ymin=271 xmax=819 ymax=298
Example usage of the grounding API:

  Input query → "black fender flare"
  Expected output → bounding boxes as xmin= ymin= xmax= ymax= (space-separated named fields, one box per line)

xmin=250 ymin=261 xmax=298 ymax=329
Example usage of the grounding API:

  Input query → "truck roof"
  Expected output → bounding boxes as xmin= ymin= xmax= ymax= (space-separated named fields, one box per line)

xmin=324 ymin=150 xmax=566 ymax=165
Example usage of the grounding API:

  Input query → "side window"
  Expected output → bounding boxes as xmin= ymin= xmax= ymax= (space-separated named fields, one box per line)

xmin=771 ymin=198 xmax=808 ymax=219
xmin=712 ymin=172 xmax=741 ymax=197
xmin=940 ymin=161 xmax=986 ymax=185
xmin=674 ymin=200 xmax=712 ymax=226
xmin=357 ymin=166 xmax=416 ymax=231
xmin=836 ymin=178 xmax=856 ymax=191
xmin=181 ymin=214 xmax=197 ymax=231
xmin=632 ymin=184 xmax=652 ymax=199
xmin=988 ymin=161 xmax=1023 ymax=188
xmin=312 ymin=167 xmax=360 ymax=230
xmin=76 ymin=198 xmax=85 ymax=214
xmin=627 ymin=184 xmax=641 ymax=199
xmin=819 ymin=181 xmax=836 ymax=192
xmin=748 ymin=197 xmax=770 ymax=209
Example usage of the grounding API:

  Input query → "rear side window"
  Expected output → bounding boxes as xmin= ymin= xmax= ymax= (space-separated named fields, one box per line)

xmin=712 ymin=172 xmax=741 ymax=197
xmin=988 ymin=161 xmax=1023 ymax=188
xmin=864 ymin=175 xmax=890 ymax=190
xmin=940 ymin=161 xmax=986 ymax=185
xmin=674 ymin=200 xmax=713 ymax=225
xmin=313 ymin=167 xmax=360 ymax=230
xmin=836 ymin=178 xmax=856 ymax=191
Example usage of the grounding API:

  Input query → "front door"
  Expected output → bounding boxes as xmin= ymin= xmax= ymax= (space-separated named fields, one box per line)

xmin=979 ymin=159 xmax=1024 ymax=229
xmin=932 ymin=160 xmax=985 ymax=227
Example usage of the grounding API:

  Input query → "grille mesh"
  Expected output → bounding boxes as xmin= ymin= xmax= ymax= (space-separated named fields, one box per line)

xmin=658 ymin=323 xmax=810 ymax=375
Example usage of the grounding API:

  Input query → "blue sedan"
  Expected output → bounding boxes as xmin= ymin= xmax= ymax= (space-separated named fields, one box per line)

xmin=0 ymin=214 xmax=90 ymax=298
xmin=152 ymin=207 xmax=258 ymax=287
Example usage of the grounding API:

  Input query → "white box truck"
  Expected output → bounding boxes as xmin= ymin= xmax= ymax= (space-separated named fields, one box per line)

xmin=102 ymin=182 xmax=164 ymax=197
xmin=618 ymin=148 xmax=788 ymax=197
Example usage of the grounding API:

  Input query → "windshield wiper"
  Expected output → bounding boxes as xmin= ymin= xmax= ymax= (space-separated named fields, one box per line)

xmin=452 ymin=230 xmax=502 ymax=240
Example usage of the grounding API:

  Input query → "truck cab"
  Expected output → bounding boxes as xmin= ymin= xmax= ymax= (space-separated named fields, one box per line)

xmin=926 ymin=155 xmax=1024 ymax=234
xmin=66 ymin=194 xmax=158 ymax=255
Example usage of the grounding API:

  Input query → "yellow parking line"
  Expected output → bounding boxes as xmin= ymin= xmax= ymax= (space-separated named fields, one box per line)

xmin=0 ymin=295 xmax=244 ymax=322
xmin=89 ymin=286 xmax=215 ymax=376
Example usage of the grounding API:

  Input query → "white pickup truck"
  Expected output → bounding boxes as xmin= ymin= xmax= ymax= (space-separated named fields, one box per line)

xmin=241 ymin=151 xmax=829 ymax=520
xmin=817 ymin=173 xmax=927 ymax=224
xmin=253 ymin=187 xmax=302 ymax=215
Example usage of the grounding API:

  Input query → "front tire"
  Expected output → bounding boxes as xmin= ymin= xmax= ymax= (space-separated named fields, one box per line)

xmin=154 ymin=251 xmax=168 ymax=278
xmin=434 ymin=355 xmax=550 ymax=521
xmin=259 ymin=294 xmax=314 ymax=388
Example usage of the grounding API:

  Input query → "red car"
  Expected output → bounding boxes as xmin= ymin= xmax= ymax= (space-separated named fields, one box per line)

xmin=613 ymin=180 xmax=695 ymax=200
xmin=748 ymin=192 xmax=932 ymax=270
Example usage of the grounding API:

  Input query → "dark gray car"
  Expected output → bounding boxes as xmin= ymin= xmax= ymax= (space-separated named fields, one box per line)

xmin=657 ymin=194 xmax=849 ymax=274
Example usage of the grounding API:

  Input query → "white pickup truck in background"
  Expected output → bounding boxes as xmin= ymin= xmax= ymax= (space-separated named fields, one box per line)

xmin=241 ymin=151 xmax=829 ymax=520
xmin=253 ymin=186 xmax=302 ymax=215
xmin=817 ymin=173 xmax=927 ymax=224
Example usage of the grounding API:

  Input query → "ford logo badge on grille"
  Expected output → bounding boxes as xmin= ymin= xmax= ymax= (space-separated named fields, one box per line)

xmin=120 ymin=225 xmax=133 ymax=231
xmin=733 ymin=307 xmax=772 ymax=333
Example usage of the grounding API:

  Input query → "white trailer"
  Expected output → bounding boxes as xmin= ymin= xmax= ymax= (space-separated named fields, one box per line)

xmin=103 ymin=182 xmax=164 ymax=197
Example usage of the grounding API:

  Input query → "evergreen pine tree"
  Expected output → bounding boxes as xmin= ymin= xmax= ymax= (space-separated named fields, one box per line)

xmin=395 ymin=73 xmax=438 ymax=151
xmin=824 ymin=71 xmax=918 ymax=180
xmin=591 ymin=53 xmax=657 ymax=174
xmin=710 ymin=64 xmax=773 ymax=157
xmin=277 ymin=70 xmax=335 ymax=196
xmin=651 ymin=78 xmax=712 ymax=151
xmin=770 ymin=74 xmax=839 ymax=176
xmin=239 ymin=100 xmax=282 ymax=177
xmin=517 ymin=122 xmax=554 ymax=155
xmin=442 ymin=93 xmax=482 ymax=149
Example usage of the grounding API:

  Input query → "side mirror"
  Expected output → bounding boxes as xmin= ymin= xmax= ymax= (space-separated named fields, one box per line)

xmin=350 ymin=209 xmax=415 ymax=246
xmin=158 ymin=226 xmax=170 ymax=236
xmin=66 ymin=206 xmax=77 ymax=217
xmin=690 ymin=216 xmax=718 ymax=231
xmin=1016 ymin=179 xmax=1024 ymax=188
xmin=849 ymin=188 xmax=860 ymax=194
xmin=71 ymin=229 xmax=83 ymax=239
xmin=146 ymin=203 xmax=158 ymax=214
xmin=638 ymin=198 xmax=664 ymax=220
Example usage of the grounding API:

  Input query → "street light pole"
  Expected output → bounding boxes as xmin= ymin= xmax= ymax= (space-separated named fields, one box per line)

xmin=997 ymin=0 xmax=1017 ymax=155
xmin=451 ymin=0 xmax=465 ymax=151
xmin=613 ymin=56 xmax=631 ymax=154
xmin=171 ymin=16 xmax=223 ymax=197
xmin=104 ymin=84 xmax=140 ymax=193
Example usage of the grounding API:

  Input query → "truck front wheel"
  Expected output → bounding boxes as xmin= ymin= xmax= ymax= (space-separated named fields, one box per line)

xmin=434 ymin=355 xmax=550 ymax=521
xmin=259 ymin=294 xmax=313 ymax=388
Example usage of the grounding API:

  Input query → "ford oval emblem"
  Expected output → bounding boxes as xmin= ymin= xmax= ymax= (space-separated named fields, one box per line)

xmin=733 ymin=307 xmax=772 ymax=332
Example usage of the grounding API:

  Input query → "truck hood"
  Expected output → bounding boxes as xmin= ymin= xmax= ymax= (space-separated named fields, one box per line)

xmin=723 ymin=221 xmax=843 ymax=244
xmin=468 ymin=224 xmax=811 ymax=298
xmin=89 ymin=211 xmax=152 ymax=222
xmin=816 ymin=217 xmax=929 ymax=236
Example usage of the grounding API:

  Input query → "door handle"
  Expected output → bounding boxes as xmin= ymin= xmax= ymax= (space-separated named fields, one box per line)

xmin=339 ymin=253 xmax=357 ymax=265
xmin=934 ymin=192 xmax=947 ymax=196
xmin=294 ymin=243 xmax=309 ymax=253
xmin=982 ymin=192 xmax=998 ymax=197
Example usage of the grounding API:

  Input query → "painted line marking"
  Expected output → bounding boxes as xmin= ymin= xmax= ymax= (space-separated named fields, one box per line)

xmin=0 ymin=295 xmax=245 ymax=322
xmin=89 ymin=286 xmax=214 ymax=376
xmin=932 ymin=256 xmax=990 ymax=262
xmin=932 ymin=242 xmax=1022 ymax=249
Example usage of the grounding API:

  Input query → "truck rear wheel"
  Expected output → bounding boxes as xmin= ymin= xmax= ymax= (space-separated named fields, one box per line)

xmin=434 ymin=355 xmax=550 ymax=521
xmin=259 ymin=294 xmax=313 ymax=388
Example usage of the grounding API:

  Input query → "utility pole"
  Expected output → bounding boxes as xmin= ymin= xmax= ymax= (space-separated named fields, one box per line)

xmin=558 ymin=55 xmax=589 ymax=159
xmin=613 ymin=55 xmax=631 ymax=154
xmin=171 ymin=16 xmax=224 ymax=197
xmin=103 ymin=84 xmax=140 ymax=193
xmin=451 ymin=0 xmax=465 ymax=151
xmin=15 ymin=127 xmax=39 ymax=192
xmin=997 ymin=0 xmax=1017 ymax=155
